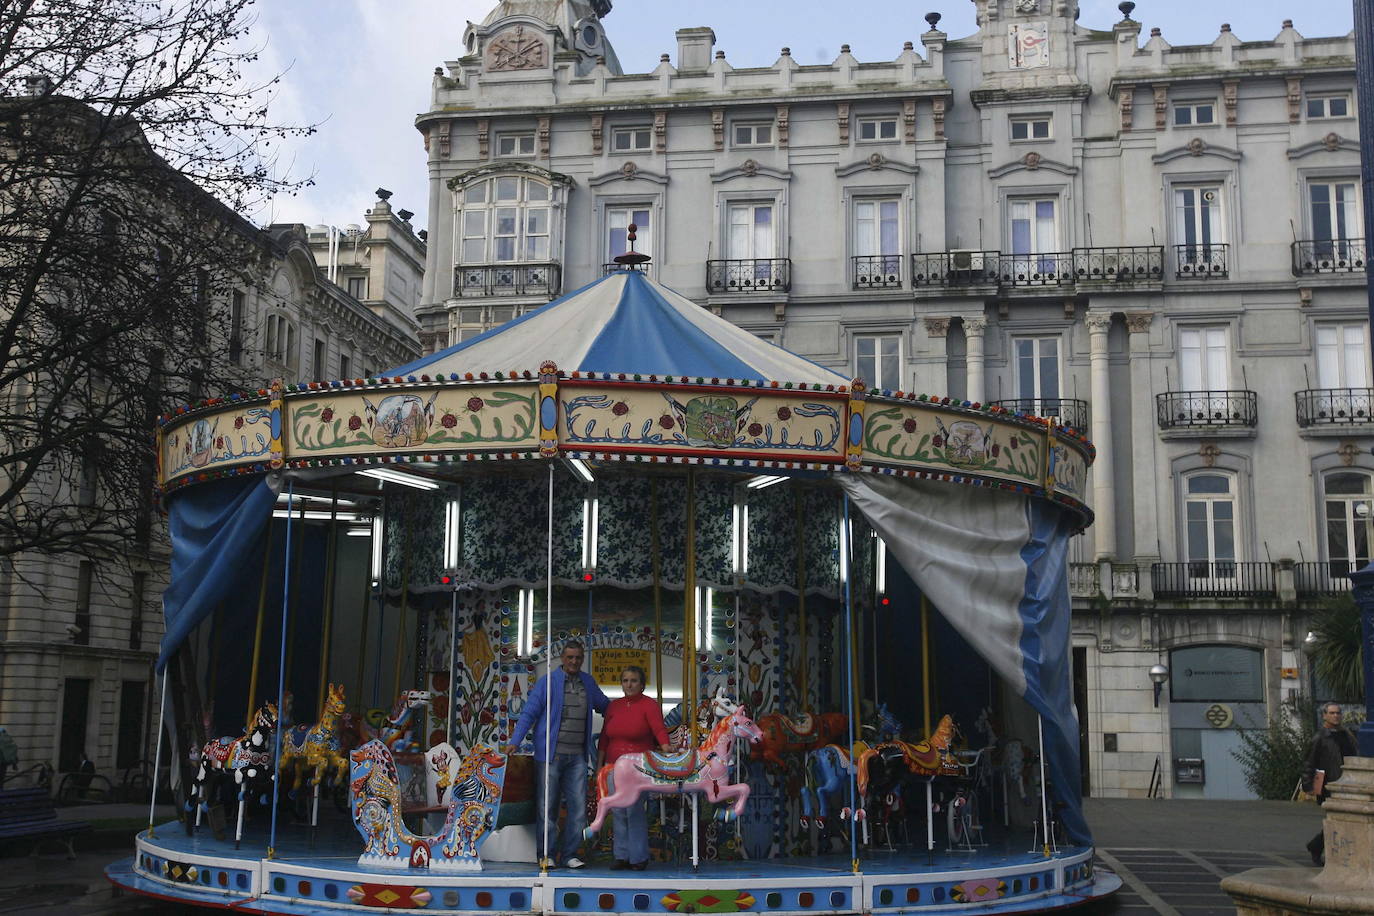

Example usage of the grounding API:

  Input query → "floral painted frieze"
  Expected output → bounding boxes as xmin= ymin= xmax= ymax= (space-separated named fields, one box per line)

xmin=561 ymin=385 xmax=845 ymax=459
xmin=289 ymin=386 xmax=539 ymax=455
xmin=863 ymin=404 xmax=1045 ymax=484
xmin=161 ymin=405 xmax=274 ymax=482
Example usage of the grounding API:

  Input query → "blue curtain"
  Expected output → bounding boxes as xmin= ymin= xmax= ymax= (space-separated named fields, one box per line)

xmin=158 ymin=477 xmax=278 ymax=673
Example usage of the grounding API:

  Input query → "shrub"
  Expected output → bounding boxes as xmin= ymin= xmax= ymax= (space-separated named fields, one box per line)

xmin=1232 ymin=695 xmax=1317 ymax=800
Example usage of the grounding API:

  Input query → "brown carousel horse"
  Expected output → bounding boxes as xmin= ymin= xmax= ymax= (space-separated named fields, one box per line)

xmin=751 ymin=710 xmax=849 ymax=769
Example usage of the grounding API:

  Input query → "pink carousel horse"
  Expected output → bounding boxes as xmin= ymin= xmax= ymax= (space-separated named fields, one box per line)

xmin=584 ymin=701 xmax=764 ymax=838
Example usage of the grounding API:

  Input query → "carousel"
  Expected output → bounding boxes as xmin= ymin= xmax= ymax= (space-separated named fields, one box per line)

xmin=106 ymin=246 xmax=1120 ymax=914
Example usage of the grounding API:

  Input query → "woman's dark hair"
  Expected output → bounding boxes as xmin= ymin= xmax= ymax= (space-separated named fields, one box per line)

xmin=621 ymin=665 xmax=648 ymax=686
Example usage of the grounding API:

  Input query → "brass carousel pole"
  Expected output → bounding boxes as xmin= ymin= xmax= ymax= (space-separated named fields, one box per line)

xmin=920 ymin=595 xmax=932 ymax=738
xmin=282 ymin=500 xmax=306 ymax=700
xmin=651 ymin=479 xmax=663 ymax=706
xmin=316 ymin=484 xmax=340 ymax=711
xmin=684 ymin=470 xmax=698 ymax=746
xmin=391 ymin=521 xmax=412 ymax=700
xmin=794 ymin=490 xmax=808 ymax=714
xmin=244 ymin=522 xmax=276 ymax=731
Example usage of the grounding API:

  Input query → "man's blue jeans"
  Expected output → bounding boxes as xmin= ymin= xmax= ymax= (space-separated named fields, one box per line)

xmin=535 ymin=754 xmax=588 ymax=863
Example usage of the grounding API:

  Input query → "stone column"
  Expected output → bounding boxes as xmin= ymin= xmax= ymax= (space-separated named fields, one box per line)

xmin=963 ymin=317 xmax=987 ymax=405
xmin=919 ymin=316 xmax=951 ymax=396
xmin=1086 ymin=310 xmax=1115 ymax=562
xmin=1124 ymin=311 xmax=1158 ymax=597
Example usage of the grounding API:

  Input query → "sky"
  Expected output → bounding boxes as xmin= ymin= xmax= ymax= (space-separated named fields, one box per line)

xmin=248 ymin=0 xmax=1357 ymax=232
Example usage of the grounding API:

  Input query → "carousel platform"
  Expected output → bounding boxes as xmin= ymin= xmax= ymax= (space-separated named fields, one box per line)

xmin=107 ymin=819 xmax=1119 ymax=915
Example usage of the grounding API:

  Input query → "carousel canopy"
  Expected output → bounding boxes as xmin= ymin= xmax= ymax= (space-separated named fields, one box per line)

xmin=388 ymin=271 xmax=849 ymax=386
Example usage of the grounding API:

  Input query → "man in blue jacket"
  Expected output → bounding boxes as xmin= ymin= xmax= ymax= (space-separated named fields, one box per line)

xmin=504 ymin=641 xmax=609 ymax=868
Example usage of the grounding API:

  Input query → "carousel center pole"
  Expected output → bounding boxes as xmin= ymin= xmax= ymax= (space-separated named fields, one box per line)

xmin=245 ymin=524 xmax=275 ymax=732
xmin=316 ymin=484 xmax=340 ymax=712
xmin=268 ymin=479 xmax=297 ymax=860
xmin=794 ymin=490 xmax=808 ymax=714
xmin=145 ymin=673 xmax=168 ymax=838
xmin=841 ymin=495 xmax=859 ymax=874
xmin=541 ymin=462 xmax=554 ymax=875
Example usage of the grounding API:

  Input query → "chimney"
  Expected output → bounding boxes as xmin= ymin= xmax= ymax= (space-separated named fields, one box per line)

xmin=676 ymin=27 xmax=715 ymax=71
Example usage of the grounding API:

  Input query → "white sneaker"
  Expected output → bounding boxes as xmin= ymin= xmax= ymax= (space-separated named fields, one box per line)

xmin=565 ymin=857 xmax=586 ymax=869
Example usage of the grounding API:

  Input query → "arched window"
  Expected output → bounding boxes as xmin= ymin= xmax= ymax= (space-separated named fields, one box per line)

xmin=1324 ymin=471 xmax=1374 ymax=576
xmin=458 ymin=176 xmax=551 ymax=264
xmin=1184 ymin=472 xmax=1235 ymax=579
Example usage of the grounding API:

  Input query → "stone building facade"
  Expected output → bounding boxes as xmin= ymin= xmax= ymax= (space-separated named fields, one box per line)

xmin=413 ymin=0 xmax=1366 ymax=798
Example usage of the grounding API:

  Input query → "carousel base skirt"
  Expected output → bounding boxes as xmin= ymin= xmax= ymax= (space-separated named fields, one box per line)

xmin=108 ymin=821 xmax=1120 ymax=915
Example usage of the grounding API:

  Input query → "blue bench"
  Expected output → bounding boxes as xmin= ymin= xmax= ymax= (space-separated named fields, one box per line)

xmin=0 ymin=786 xmax=90 ymax=858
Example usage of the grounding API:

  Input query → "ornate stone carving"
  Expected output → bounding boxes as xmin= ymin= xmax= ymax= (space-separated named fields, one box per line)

xmin=437 ymin=121 xmax=451 ymax=157
xmin=1223 ymin=79 xmax=1239 ymax=126
xmin=590 ymin=113 xmax=604 ymax=155
xmin=1023 ymin=151 xmax=1042 ymax=169
xmin=867 ymin=152 xmax=885 ymax=169
xmin=537 ymin=116 xmax=551 ymax=158
xmin=1286 ymin=76 xmax=1303 ymax=123
xmin=740 ymin=158 xmax=759 ymax=177
xmin=1085 ymin=311 xmax=1113 ymax=333
xmin=837 ymin=102 xmax=850 ymax=142
xmin=487 ymin=26 xmax=547 ymax=71
xmin=1338 ymin=441 xmax=1361 ymax=467
xmin=654 ymin=109 xmax=667 ymax=153
xmin=477 ymin=118 xmax=490 ymax=160
xmin=711 ymin=108 xmax=724 ymax=151
xmin=1153 ymin=85 xmax=1167 ymax=131
xmin=1015 ymin=0 xmax=1040 ymax=11
xmin=1324 ymin=132 xmax=1342 ymax=151
xmin=1118 ymin=84 xmax=1134 ymax=132
xmin=1199 ymin=442 xmax=1221 ymax=468
xmin=932 ymin=97 xmax=946 ymax=139
xmin=619 ymin=161 xmax=638 ymax=178
xmin=1124 ymin=311 xmax=1155 ymax=333
xmin=776 ymin=105 xmax=789 ymax=148
xmin=924 ymin=316 xmax=951 ymax=338
xmin=903 ymin=98 xmax=917 ymax=143
xmin=1187 ymin=137 xmax=1206 ymax=156
xmin=963 ymin=317 xmax=988 ymax=335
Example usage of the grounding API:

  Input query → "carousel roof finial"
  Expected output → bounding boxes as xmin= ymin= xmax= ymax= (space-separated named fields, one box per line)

xmin=613 ymin=222 xmax=651 ymax=270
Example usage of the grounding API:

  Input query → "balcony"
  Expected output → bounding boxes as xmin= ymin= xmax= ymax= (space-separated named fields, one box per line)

xmin=911 ymin=251 xmax=1000 ymax=287
xmin=1292 ymin=239 xmax=1366 ymax=276
xmin=1151 ymin=562 xmax=1277 ymax=599
xmin=852 ymin=255 xmax=903 ymax=290
xmin=454 ymin=263 xmax=561 ymax=299
xmin=1294 ymin=561 xmax=1356 ymax=597
xmin=706 ymin=259 xmax=791 ymax=295
xmin=1156 ymin=390 xmax=1257 ymax=433
xmin=1296 ymin=388 xmax=1374 ymax=429
xmin=1072 ymin=246 xmax=1165 ymax=283
xmin=997 ymin=251 xmax=1076 ymax=287
xmin=1172 ymin=244 xmax=1228 ymax=279
xmin=990 ymin=397 xmax=1090 ymax=431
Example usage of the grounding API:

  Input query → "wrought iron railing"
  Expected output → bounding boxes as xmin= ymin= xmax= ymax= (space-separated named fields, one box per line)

xmin=453 ymin=263 xmax=562 ymax=298
xmin=852 ymin=255 xmax=903 ymax=290
xmin=1294 ymin=561 xmax=1358 ymax=596
xmin=911 ymin=251 xmax=1000 ymax=287
xmin=1295 ymin=388 xmax=1374 ymax=427
xmin=602 ymin=262 xmax=652 ymax=278
xmin=706 ymin=258 xmax=791 ymax=294
xmin=1155 ymin=390 xmax=1257 ymax=430
xmin=1151 ymin=562 xmax=1277 ymax=599
xmin=1073 ymin=246 xmax=1164 ymax=282
xmin=989 ymin=398 xmax=1090 ymax=430
xmin=997 ymin=252 xmax=1076 ymax=287
xmin=1172 ymin=244 xmax=1229 ymax=279
xmin=1292 ymin=239 xmax=1366 ymax=275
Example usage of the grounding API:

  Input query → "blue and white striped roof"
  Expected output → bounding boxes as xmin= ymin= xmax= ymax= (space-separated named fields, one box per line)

xmin=388 ymin=271 xmax=850 ymax=386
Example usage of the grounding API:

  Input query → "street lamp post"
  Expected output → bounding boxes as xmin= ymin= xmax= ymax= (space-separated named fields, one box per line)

xmin=1355 ymin=0 xmax=1374 ymax=757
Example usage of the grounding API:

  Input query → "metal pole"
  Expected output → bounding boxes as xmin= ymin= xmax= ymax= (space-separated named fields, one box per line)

xmin=146 ymin=674 xmax=168 ymax=837
xmin=1353 ymin=0 xmax=1374 ymax=758
xmin=651 ymin=479 xmax=663 ymax=706
xmin=268 ymin=480 xmax=296 ymax=860
xmin=447 ymin=585 xmax=460 ymax=748
xmin=316 ymin=485 xmax=339 ymax=710
xmin=542 ymin=463 xmax=553 ymax=874
xmin=795 ymin=491 xmax=808 ymax=714
xmin=841 ymin=496 xmax=858 ymax=874
xmin=1037 ymin=714 xmax=1052 ymax=857
xmin=245 ymin=525 xmax=275 ymax=732
xmin=685 ymin=470 xmax=698 ymax=746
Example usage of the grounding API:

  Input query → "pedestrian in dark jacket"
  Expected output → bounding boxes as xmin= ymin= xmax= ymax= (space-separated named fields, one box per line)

xmin=1303 ymin=702 xmax=1357 ymax=865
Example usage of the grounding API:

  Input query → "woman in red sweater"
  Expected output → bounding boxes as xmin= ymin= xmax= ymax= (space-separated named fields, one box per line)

xmin=597 ymin=665 xmax=670 ymax=870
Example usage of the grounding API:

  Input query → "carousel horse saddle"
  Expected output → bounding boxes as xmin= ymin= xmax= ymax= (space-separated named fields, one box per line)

xmin=638 ymin=748 xmax=702 ymax=781
xmin=778 ymin=714 xmax=817 ymax=740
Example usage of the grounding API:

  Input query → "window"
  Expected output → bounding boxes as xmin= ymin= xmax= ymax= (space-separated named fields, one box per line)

xmin=1173 ymin=101 xmax=1216 ymax=126
xmin=1010 ymin=115 xmax=1051 ymax=140
xmin=313 ymin=339 xmax=325 ymax=378
xmin=853 ymin=199 xmax=901 ymax=283
xmin=74 ymin=559 xmax=92 ymax=645
xmin=129 ymin=571 xmax=145 ymax=651
xmin=611 ymin=127 xmax=652 ymax=152
xmin=1309 ymin=180 xmax=1361 ymax=259
xmin=1325 ymin=472 xmax=1374 ymax=576
xmin=58 ymin=678 xmax=91 ymax=772
xmin=1315 ymin=323 xmax=1369 ymax=389
xmin=1174 ymin=186 xmax=1224 ymax=270
xmin=496 ymin=133 xmax=535 ymax=157
xmin=732 ymin=122 xmax=773 ymax=147
xmin=1008 ymin=198 xmax=1059 ymax=274
xmin=1179 ymin=327 xmax=1229 ymax=391
xmin=339 ymin=353 xmax=351 ymax=381
xmin=264 ymin=314 xmax=297 ymax=369
xmin=116 ymin=681 xmax=146 ymax=769
xmin=1184 ymin=473 xmax=1236 ymax=578
xmin=726 ymin=202 xmax=775 ymax=260
xmin=855 ymin=334 xmax=901 ymax=391
xmin=454 ymin=304 xmax=521 ymax=342
xmin=857 ymin=117 xmax=898 ymax=141
xmin=608 ymin=206 xmax=651 ymax=263
xmin=229 ymin=290 xmax=245 ymax=365
xmin=458 ymin=176 xmax=551 ymax=263
xmin=346 ymin=276 xmax=367 ymax=299
xmin=1307 ymin=93 xmax=1351 ymax=119
xmin=1013 ymin=337 xmax=1061 ymax=407
xmin=78 ymin=442 xmax=97 ymax=508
